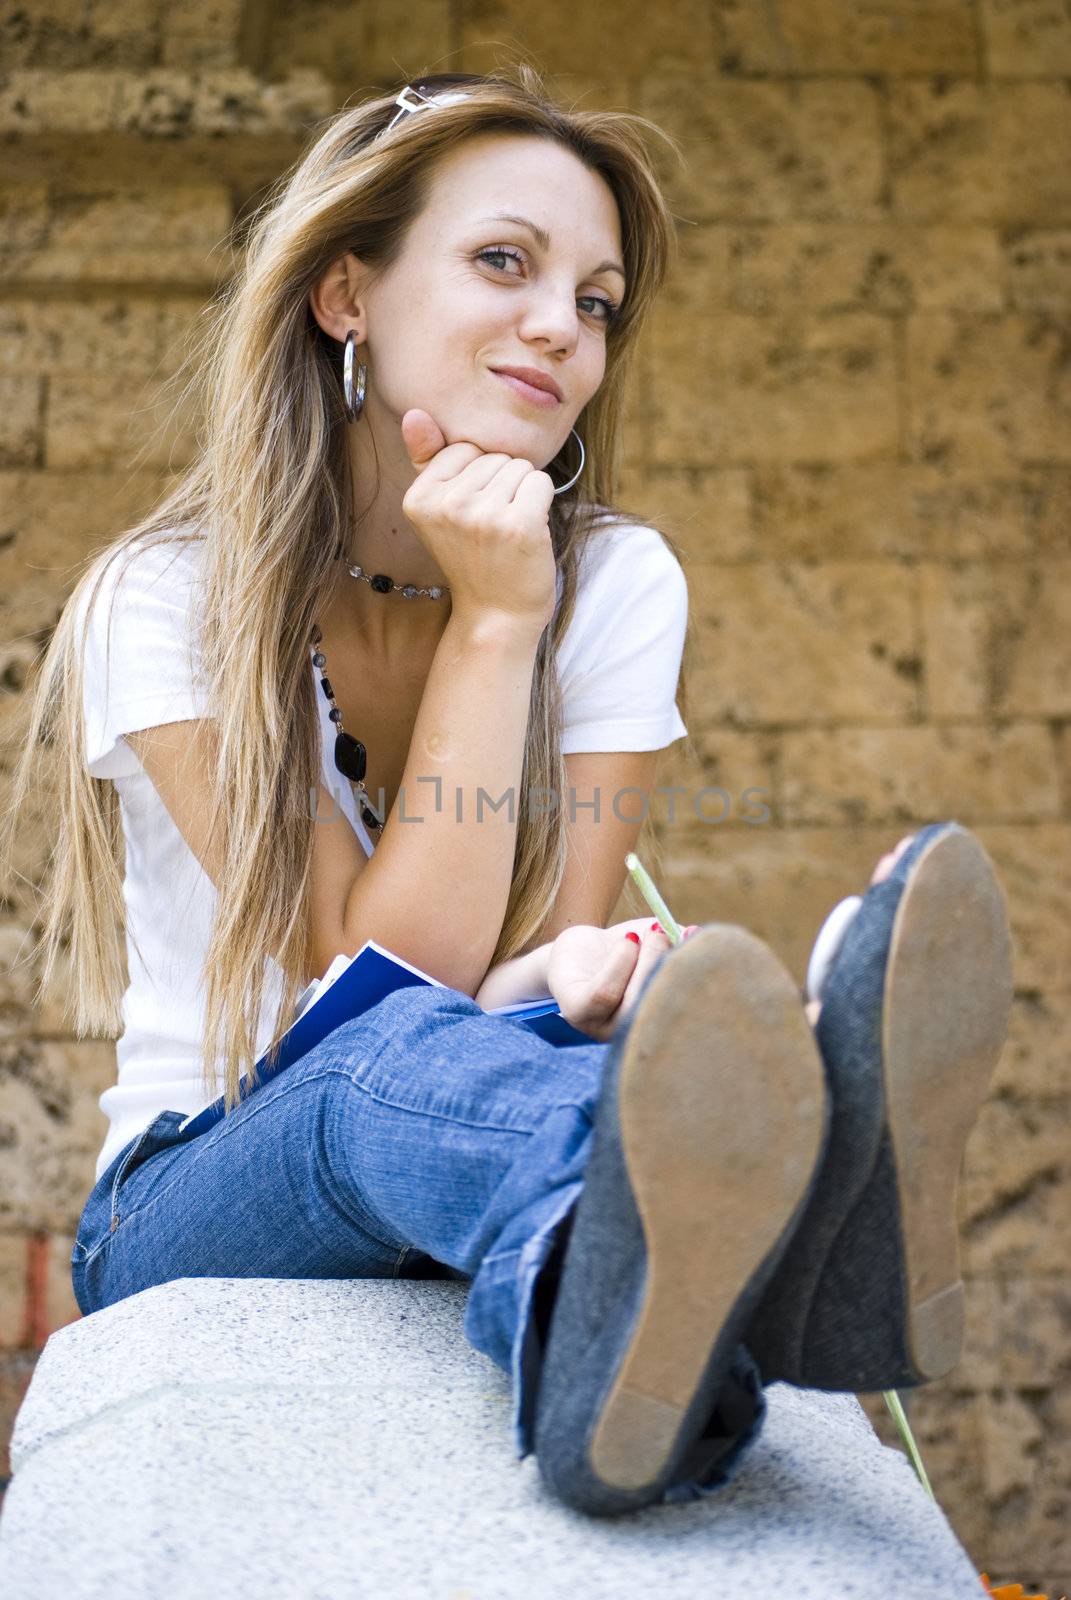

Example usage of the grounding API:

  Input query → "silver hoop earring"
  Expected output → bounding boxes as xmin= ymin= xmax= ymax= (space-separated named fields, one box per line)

xmin=343 ymin=329 xmax=366 ymax=422
xmin=552 ymin=428 xmax=585 ymax=496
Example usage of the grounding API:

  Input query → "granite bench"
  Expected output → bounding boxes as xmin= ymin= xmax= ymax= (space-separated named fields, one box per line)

xmin=0 ymin=1278 xmax=984 ymax=1597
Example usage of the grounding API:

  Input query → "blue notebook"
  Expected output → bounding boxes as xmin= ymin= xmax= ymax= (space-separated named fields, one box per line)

xmin=178 ymin=939 xmax=591 ymax=1139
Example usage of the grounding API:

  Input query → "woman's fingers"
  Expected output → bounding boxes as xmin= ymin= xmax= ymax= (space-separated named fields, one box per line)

xmin=470 ymin=454 xmax=541 ymax=505
xmin=400 ymin=412 xmax=539 ymax=503
xmin=560 ymin=937 xmax=639 ymax=1042
xmin=616 ymin=924 xmax=673 ymax=1020
xmin=400 ymin=408 xmax=451 ymax=469
xmin=548 ymin=921 xmax=714 ymax=1042
xmin=607 ymin=924 xmax=701 ymax=1033
xmin=546 ymin=925 xmax=635 ymax=1042
xmin=510 ymin=465 xmax=556 ymax=516
xmin=598 ymin=935 xmax=643 ymax=1012
xmin=443 ymin=451 xmax=518 ymax=494
xmin=401 ymin=408 xmax=491 ymax=483
xmin=399 ymin=405 xmax=558 ymax=630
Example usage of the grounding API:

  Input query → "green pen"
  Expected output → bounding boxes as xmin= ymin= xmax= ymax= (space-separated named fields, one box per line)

xmin=624 ymin=851 xmax=684 ymax=946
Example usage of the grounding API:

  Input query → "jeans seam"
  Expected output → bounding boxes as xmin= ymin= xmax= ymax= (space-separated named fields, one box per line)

xmin=479 ymin=1244 xmax=524 ymax=1269
xmin=77 ymin=1119 xmax=172 ymax=1264
xmin=391 ymin=1245 xmax=417 ymax=1278
xmin=336 ymin=998 xmax=600 ymax=1135
xmin=108 ymin=1121 xmax=161 ymax=1221
xmin=347 ymin=1076 xmax=592 ymax=1138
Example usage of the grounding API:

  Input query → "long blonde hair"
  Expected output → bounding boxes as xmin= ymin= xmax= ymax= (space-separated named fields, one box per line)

xmin=1 ymin=63 xmax=696 ymax=1114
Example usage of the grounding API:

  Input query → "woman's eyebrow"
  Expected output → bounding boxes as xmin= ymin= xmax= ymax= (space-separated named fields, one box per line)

xmin=475 ymin=213 xmax=626 ymax=282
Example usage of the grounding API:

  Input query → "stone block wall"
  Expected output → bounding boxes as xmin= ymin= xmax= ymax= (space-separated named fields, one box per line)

xmin=0 ymin=2 xmax=1067 ymax=1590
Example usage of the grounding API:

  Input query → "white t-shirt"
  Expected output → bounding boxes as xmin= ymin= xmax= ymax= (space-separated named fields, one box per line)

xmin=78 ymin=521 xmax=689 ymax=1181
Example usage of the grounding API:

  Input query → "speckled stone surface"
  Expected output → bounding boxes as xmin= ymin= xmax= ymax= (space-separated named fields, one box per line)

xmin=0 ymin=1279 xmax=984 ymax=1598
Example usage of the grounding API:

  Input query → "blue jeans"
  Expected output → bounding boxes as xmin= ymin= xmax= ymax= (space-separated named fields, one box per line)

xmin=71 ymin=983 xmax=766 ymax=1501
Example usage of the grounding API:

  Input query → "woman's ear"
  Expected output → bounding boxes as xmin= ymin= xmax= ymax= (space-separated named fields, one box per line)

xmin=308 ymin=252 xmax=369 ymax=344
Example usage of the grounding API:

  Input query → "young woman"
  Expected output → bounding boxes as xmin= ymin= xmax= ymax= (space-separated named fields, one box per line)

xmin=2 ymin=67 xmax=1013 ymax=1516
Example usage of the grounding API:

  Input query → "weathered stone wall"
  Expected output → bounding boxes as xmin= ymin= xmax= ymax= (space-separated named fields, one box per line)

xmin=1 ymin=2 xmax=1068 ymax=1589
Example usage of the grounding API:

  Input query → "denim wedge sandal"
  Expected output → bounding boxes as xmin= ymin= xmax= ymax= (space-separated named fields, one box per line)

xmin=745 ymin=820 xmax=1014 ymax=1393
xmin=533 ymin=923 xmax=830 ymax=1515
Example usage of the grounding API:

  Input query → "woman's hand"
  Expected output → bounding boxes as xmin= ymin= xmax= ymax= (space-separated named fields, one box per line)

xmin=552 ymin=839 xmax=922 ymax=1042
xmin=400 ymin=409 xmax=559 ymax=637
xmin=546 ymin=918 xmax=702 ymax=1043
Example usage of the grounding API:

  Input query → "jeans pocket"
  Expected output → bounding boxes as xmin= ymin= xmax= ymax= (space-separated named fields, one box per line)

xmin=70 ymin=1110 xmax=195 ymax=1317
xmin=73 ymin=1111 xmax=192 ymax=1269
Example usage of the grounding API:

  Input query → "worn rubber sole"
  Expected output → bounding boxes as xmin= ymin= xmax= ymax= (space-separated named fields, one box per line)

xmin=880 ymin=826 xmax=1013 ymax=1381
xmin=582 ymin=924 xmax=829 ymax=1494
xmin=749 ymin=822 xmax=1015 ymax=1392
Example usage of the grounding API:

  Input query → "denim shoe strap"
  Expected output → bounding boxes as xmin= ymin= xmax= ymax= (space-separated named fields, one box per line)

xmin=805 ymin=895 xmax=864 ymax=1004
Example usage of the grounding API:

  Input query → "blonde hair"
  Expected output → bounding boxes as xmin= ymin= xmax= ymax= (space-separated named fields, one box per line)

xmin=1 ymin=62 xmax=696 ymax=1115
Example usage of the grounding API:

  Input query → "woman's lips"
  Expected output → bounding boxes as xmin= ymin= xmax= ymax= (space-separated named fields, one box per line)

xmin=492 ymin=370 xmax=561 ymax=408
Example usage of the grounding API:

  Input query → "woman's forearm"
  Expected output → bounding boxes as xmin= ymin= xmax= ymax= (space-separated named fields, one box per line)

xmin=332 ymin=609 xmax=545 ymax=995
xmin=473 ymin=941 xmax=554 ymax=1011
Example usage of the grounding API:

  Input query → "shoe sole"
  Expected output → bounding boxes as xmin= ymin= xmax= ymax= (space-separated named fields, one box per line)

xmin=587 ymin=924 xmax=828 ymax=1492
xmin=881 ymin=826 xmax=1013 ymax=1381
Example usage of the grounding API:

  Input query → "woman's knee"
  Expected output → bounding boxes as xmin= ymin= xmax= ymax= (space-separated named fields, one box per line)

xmin=316 ymin=983 xmax=486 ymax=1061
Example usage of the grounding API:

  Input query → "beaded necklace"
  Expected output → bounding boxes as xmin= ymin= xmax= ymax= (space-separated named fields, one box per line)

xmin=311 ymin=550 xmax=450 ymax=839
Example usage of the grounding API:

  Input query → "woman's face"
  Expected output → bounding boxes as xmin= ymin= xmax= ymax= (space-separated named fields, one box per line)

xmin=345 ymin=132 xmax=626 ymax=466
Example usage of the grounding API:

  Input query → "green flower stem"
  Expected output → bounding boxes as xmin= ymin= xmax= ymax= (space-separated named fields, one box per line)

xmin=624 ymin=852 xmax=684 ymax=944
xmin=883 ymin=1389 xmax=936 ymax=1501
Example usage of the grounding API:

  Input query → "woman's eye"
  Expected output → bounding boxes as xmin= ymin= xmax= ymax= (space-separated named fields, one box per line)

xmin=477 ymin=248 xmax=620 ymax=326
xmin=477 ymin=247 xmax=525 ymax=275
xmin=578 ymin=295 xmax=620 ymax=326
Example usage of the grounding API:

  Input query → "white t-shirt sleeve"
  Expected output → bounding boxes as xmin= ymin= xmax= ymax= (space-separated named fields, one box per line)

xmin=557 ymin=524 xmax=689 ymax=754
xmin=77 ymin=537 xmax=211 ymax=780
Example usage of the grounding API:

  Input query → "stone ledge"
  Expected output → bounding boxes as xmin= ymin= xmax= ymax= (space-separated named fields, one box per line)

xmin=0 ymin=1277 xmax=985 ymax=1596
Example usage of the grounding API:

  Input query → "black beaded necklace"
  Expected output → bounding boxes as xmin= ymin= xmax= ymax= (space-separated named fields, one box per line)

xmin=311 ymin=547 xmax=450 ymax=839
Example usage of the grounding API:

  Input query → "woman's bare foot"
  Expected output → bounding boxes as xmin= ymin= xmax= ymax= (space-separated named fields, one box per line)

xmin=806 ymin=833 xmax=918 ymax=1026
xmin=872 ymin=833 xmax=917 ymax=887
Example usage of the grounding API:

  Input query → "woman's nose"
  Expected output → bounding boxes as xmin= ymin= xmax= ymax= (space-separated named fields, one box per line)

xmin=519 ymin=288 xmax=580 ymax=355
